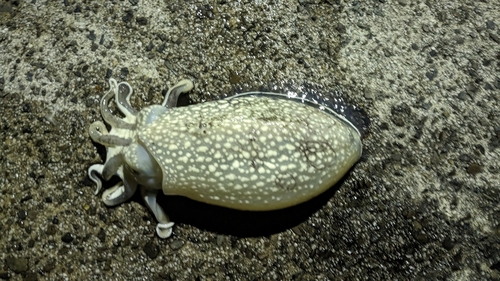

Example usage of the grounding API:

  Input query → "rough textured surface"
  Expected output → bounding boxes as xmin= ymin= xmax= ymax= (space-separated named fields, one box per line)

xmin=0 ymin=0 xmax=499 ymax=280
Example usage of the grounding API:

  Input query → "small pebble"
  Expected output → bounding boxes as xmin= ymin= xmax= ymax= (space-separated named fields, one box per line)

xmin=6 ymin=257 xmax=28 ymax=273
xmin=61 ymin=233 xmax=74 ymax=243
xmin=17 ymin=210 xmax=27 ymax=220
xmin=169 ymin=239 xmax=185 ymax=251
xmin=143 ymin=241 xmax=159 ymax=259
xmin=97 ymin=228 xmax=106 ymax=243
xmin=467 ymin=163 xmax=483 ymax=175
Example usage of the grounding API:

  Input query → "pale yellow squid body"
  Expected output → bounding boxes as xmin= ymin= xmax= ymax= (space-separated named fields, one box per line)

xmin=88 ymin=78 xmax=362 ymax=238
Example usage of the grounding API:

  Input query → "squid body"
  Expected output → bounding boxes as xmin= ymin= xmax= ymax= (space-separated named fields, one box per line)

xmin=88 ymin=78 xmax=362 ymax=238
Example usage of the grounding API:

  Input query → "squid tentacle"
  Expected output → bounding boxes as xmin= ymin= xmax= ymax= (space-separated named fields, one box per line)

xmin=101 ymin=154 xmax=124 ymax=181
xmin=116 ymin=81 xmax=139 ymax=118
xmin=88 ymin=164 xmax=104 ymax=195
xmin=161 ymin=79 xmax=194 ymax=108
xmin=89 ymin=121 xmax=131 ymax=147
xmin=100 ymin=79 xmax=136 ymax=130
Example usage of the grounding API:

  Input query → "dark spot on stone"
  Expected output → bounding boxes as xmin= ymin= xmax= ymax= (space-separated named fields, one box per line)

xmin=52 ymin=216 xmax=59 ymax=224
xmin=74 ymin=5 xmax=81 ymax=13
xmin=22 ymin=103 xmax=31 ymax=113
xmin=383 ymin=48 xmax=393 ymax=57
xmin=229 ymin=74 xmax=241 ymax=84
xmin=81 ymin=175 xmax=93 ymax=186
xmin=413 ymin=232 xmax=429 ymax=244
xmin=458 ymin=154 xmax=471 ymax=162
xmin=13 ymin=242 xmax=23 ymax=251
xmin=122 ymin=10 xmax=133 ymax=23
xmin=466 ymin=163 xmax=482 ymax=175
xmin=61 ymin=232 xmax=74 ymax=243
xmin=490 ymin=33 xmax=500 ymax=44
xmin=493 ymin=78 xmax=500 ymax=90
xmin=17 ymin=210 xmax=27 ymax=220
xmin=98 ymin=211 xmax=107 ymax=222
xmin=65 ymin=40 xmax=77 ymax=49
xmin=88 ymin=206 xmax=97 ymax=216
xmin=30 ymin=62 xmax=46 ymax=69
xmin=25 ymin=49 xmax=35 ymax=57
xmin=5 ymin=257 xmax=28 ymax=273
xmin=20 ymin=194 xmax=32 ymax=202
xmin=46 ymin=224 xmax=57 ymax=235
xmin=457 ymin=91 xmax=468 ymax=100
xmin=486 ymin=20 xmax=496 ymax=30
xmin=429 ymin=50 xmax=437 ymax=57
xmin=454 ymin=36 xmax=465 ymax=45
xmin=145 ymin=42 xmax=154 ymax=52
xmin=451 ymin=262 xmax=461 ymax=271
xmin=143 ymin=241 xmax=159 ymax=259
xmin=169 ymin=239 xmax=185 ymax=251
xmin=97 ymin=228 xmax=106 ymax=243
xmin=491 ymin=261 xmax=500 ymax=271
xmin=58 ymin=247 xmax=69 ymax=255
xmin=379 ymin=122 xmax=389 ymax=130
xmin=425 ymin=69 xmax=438 ymax=80
xmin=26 ymin=72 xmax=34 ymax=81
xmin=45 ymin=197 xmax=52 ymax=203
xmin=42 ymin=260 xmax=56 ymax=273
xmin=157 ymin=43 xmax=165 ymax=53
xmin=442 ymin=237 xmax=454 ymax=250
xmin=483 ymin=59 xmax=492 ymax=67
xmin=87 ymin=30 xmax=96 ymax=41
xmin=105 ymin=68 xmax=113 ymax=79
xmin=136 ymin=17 xmax=147 ymax=25
xmin=196 ymin=4 xmax=214 ymax=20
xmin=411 ymin=43 xmax=419 ymax=50
xmin=70 ymin=96 xmax=78 ymax=104
xmin=484 ymin=82 xmax=494 ymax=91
xmin=475 ymin=144 xmax=485 ymax=155
xmin=390 ymin=103 xmax=411 ymax=127
xmin=120 ymin=67 xmax=129 ymax=80
xmin=422 ymin=24 xmax=431 ymax=33
xmin=129 ymin=0 xmax=139 ymax=5
xmin=335 ymin=23 xmax=346 ymax=33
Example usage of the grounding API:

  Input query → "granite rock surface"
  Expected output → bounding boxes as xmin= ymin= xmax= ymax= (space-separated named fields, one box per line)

xmin=0 ymin=0 xmax=499 ymax=280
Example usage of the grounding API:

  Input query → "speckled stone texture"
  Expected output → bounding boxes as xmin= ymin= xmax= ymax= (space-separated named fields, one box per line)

xmin=0 ymin=0 xmax=499 ymax=280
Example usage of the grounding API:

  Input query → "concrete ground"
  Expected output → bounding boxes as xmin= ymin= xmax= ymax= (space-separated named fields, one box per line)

xmin=0 ymin=0 xmax=499 ymax=280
